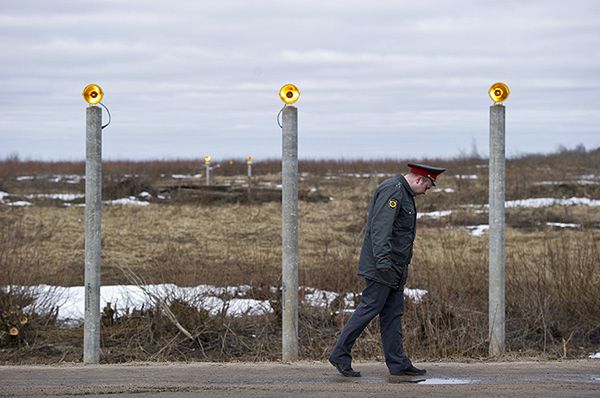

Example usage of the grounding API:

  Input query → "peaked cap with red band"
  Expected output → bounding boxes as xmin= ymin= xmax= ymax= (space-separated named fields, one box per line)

xmin=407 ymin=163 xmax=446 ymax=186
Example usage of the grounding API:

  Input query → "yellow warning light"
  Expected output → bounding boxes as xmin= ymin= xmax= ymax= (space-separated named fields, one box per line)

xmin=247 ymin=155 xmax=253 ymax=165
xmin=83 ymin=84 xmax=104 ymax=105
xmin=204 ymin=155 xmax=211 ymax=165
xmin=488 ymin=82 xmax=510 ymax=104
xmin=279 ymin=84 xmax=300 ymax=105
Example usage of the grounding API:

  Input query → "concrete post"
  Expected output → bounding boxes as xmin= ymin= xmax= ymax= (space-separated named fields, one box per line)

xmin=281 ymin=106 xmax=299 ymax=361
xmin=205 ymin=164 xmax=211 ymax=186
xmin=84 ymin=106 xmax=102 ymax=364
xmin=247 ymin=163 xmax=252 ymax=178
xmin=489 ymin=104 xmax=506 ymax=357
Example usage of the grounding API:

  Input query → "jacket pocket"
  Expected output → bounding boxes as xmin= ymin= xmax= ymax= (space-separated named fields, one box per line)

xmin=394 ymin=207 xmax=415 ymax=232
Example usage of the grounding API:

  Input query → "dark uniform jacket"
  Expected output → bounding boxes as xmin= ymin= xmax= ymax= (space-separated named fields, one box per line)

xmin=357 ymin=175 xmax=417 ymax=289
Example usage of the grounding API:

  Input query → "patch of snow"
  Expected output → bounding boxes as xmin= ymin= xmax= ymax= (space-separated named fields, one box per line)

xmin=7 ymin=201 xmax=32 ymax=207
xmin=533 ymin=181 xmax=563 ymax=186
xmin=16 ymin=176 xmax=34 ymax=181
xmin=454 ymin=174 xmax=478 ymax=179
xmin=172 ymin=174 xmax=202 ymax=179
xmin=589 ymin=352 xmax=600 ymax=359
xmin=16 ymin=283 xmax=428 ymax=322
xmin=342 ymin=173 xmax=391 ymax=179
xmin=465 ymin=225 xmax=489 ymax=236
xmin=49 ymin=175 xmax=84 ymax=184
xmin=0 ymin=191 xmax=9 ymax=201
xmin=303 ymin=288 xmax=339 ymax=307
xmin=418 ymin=210 xmax=452 ymax=219
xmin=505 ymin=197 xmax=600 ymax=208
xmin=303 ymin=286 xmax=427 ymax=308
xmin=432 ymin=187 xmax=455 ymax=193
xmin=309 ymin=187 xmax=318 ymax=193
xmin=138 ymin=191 xmax=152 ymax=199
xmin=577 ymin=180 xmax=600 ymax=185
xmin=546 ymin=222 xmax=580 ymax=228
xmin=27 ymin=284 xmax=270 ymax=320
xmin=535 ymin=180 xmax=600 ymax=186
xmin=404 ymin=288 xmax=428 ymax=303
xmin=104 ymin=197 xmax=150 ymax=206
xmin=25 ymin=193 xmax=84 ymax=201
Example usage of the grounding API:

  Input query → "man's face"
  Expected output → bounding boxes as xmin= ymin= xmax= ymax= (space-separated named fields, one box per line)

xmin=412 ymin=176 xmax=433 ymax=195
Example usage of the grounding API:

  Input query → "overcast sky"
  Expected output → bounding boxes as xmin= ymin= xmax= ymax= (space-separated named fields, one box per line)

xmin=1 ymin=0 xmax=599 ymax=161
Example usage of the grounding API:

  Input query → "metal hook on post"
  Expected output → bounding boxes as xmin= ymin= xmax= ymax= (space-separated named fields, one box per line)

xmin=277 ymin=105 xmax=285 ymax=128
xmin=99 ymin=102 xmax=112 ymax=130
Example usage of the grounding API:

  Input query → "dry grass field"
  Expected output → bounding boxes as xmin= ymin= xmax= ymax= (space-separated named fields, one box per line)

xmin=1 ymin=147 xmax=599 ymax=364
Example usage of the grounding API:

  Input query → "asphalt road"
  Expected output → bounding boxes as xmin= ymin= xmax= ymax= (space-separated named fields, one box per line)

xmin=1 ymin=360 xmax=599 ymax=397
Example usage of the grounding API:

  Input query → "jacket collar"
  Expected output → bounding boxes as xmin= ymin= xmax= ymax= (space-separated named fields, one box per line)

xmin=396 ymin=174 xmax=416 ymax=197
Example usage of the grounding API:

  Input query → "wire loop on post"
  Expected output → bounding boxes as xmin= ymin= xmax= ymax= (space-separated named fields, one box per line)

xmin=99 ymin=102 xmax=112 ymax=129
xmin=277 ymin=105 xmax=286 ymax=128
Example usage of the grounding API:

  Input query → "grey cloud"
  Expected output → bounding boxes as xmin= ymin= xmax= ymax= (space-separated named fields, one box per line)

xmin=1 ymin=0 xmax=599 ymax=160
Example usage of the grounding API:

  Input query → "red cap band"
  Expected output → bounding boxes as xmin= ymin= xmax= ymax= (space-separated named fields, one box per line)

xmin=410 ymin=165 xmax=438 ymax=181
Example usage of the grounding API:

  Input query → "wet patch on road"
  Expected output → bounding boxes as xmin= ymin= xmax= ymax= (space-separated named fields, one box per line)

xmin=329 ymin=374 xmax=478 ymax=385
xmin=388 ymin=376 xmax=477 ymax=385
xmin=417 ymin=378 xmax=478 ymax=385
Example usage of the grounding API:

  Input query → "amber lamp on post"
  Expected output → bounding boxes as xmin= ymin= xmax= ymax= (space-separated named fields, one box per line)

xmin=246 ymin=155 xmax=253 ymax=178
xmin=488 ymin=82 xmax=510 ymax=104
xmin=279 ymin=84 xmax=300 ymax=105
xmin=204 ymin=155 xmax=212 ymax=186
xmin=83 ymin=84 xmax=104 ymax=105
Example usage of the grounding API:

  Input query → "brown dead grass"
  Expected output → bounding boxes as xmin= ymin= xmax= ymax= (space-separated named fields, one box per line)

xmin=1 ymin=148 xmax=600 ymax=363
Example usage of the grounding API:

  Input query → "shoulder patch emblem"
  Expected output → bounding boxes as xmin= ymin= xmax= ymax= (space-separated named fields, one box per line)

xmin=388 ymin=199 xmax=397 ymax=209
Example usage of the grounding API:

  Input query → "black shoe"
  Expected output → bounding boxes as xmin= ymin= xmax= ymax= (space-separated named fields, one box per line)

xmin=329 ymin=359 xmax=361 ymax=377
xmin=390 ymin=365 xmax=426 ymax=376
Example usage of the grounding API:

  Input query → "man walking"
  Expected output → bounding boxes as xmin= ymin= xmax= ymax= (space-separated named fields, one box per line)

xmin=329 ymin=163 xmax=446 ymax=377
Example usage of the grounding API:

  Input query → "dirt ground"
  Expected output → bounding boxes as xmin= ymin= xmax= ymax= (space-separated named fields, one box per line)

xmin=1 ymin=360 xmax=599 ymax=397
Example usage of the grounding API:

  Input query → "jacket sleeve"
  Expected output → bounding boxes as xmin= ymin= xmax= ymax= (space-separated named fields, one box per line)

xmin=369 ymin=185 xmax=401 ymax=270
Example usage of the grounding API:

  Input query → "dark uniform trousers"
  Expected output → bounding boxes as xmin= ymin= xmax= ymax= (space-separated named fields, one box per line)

xmin=329 ymin=274 xmax=412 ymax=373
